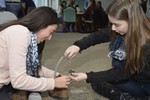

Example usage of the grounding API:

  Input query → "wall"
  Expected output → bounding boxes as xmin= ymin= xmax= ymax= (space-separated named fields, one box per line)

xmin=98 ymin=0 xmax=113 ymax=10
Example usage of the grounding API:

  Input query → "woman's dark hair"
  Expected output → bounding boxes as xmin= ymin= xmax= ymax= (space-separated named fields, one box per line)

xmin=0 ymin=6 xmax=58 ymax=32
xmin=96 ymin=1 xmax=103 ymax=10
xmin=61 ymin=1 xmax=67 ymax=8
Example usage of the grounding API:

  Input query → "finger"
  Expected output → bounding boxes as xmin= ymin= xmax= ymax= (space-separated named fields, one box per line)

xmin=70 ymin=53 xmax=76 ymax=60
xmin=66 ymin=78 xmax=71 ymax=82
xmin=64 ymin=52 xmax=70 ymax=58
xmin=65 ymin=75 xmax=72 ymax=79
xmin=69 ymin=75 xmax=77 ymax=80
xmin=68 ymin=52 xmax=74 ymax=59
xmin=64 ymin=85 xmax=68 ymax=88
xmin=69 ymin=74 xmax=77 ymax=78
xmin=70 ymin=73 xmax=78 ymax=76
xmin=66 ymin=81 xmax=71 ymax=85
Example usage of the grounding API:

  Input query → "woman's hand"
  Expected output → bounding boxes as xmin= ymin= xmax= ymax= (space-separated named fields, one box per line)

xmin=54 ymin=75 xmax=71 ymax=88
xmin=64 ymin=45 xmax=80 ymax=59
xmin=69 ymin=73 xmax=87 ymax=82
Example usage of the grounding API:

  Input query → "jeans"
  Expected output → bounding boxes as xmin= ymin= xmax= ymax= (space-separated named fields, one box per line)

xmin=6 ymin=3 xmax=20 ymax=17
xmin=0 ymin=83 xmax=16 ymax=100
xmin=114 ymin=80 xmax=150 ymax=96
xmin=91 ymin=80 xmax=150 ymax=97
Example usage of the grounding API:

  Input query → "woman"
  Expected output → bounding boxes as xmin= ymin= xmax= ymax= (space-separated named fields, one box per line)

xmin=58 ymin=0 xmax=67 ymax=22
xmin=64 ymin=0 xmax=150 ymax=99
xmin=63 ymin=0 xmax=76 ymax=32
xmin=93 ymin=1 xmax=108 ymax=30
xmin=0 ymin=7 xmax=71 ymax=100
xmin=83 ymin=0 xmax=96 ymax=20
xmin=83 ymin=0 xmax=97 ymax=32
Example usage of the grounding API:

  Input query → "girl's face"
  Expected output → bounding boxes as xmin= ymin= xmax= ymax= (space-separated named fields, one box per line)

xmin=108 ymin=15 xmax=128 ymax=35
xmin=36 ymin=24 xmax=58 ymax=44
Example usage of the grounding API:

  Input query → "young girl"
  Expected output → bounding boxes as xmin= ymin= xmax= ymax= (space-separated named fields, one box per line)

xmin=0 ymin=7 xmax=71 ymax=100
xmin=64 ymin=0 xmax=150 ymax=99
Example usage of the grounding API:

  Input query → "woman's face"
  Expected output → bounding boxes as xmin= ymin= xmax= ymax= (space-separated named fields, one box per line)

xmin=36 ymin=24 xmax=58 ymax=44
xmin=108 ymin=15 xmax=128 ymax=35
xmin=62 ymin=2 xmax=67 ymax=7
xmin=97 ymin=3 xmax=100 ymax=7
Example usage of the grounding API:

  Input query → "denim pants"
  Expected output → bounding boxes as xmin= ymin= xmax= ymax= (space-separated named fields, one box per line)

xmin=91 ymin=80 xmax=150 ymax=96
xmin=6 ymin=3 xmax=20 ymax=17
xmin=114 ymin=80 xmax=150 ymax=96
xmin=0 ymin=83 xmax=16 ymax=100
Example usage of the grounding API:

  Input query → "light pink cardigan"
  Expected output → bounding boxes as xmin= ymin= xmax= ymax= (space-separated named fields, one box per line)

xmin=0 ymin=25 xmax=57 ymax=91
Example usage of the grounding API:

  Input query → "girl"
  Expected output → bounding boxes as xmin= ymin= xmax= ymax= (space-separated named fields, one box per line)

xmin=64 ymin=0 xmax=150 ymax=99
xmin=0 ymin=7 xmax=71 ymax=100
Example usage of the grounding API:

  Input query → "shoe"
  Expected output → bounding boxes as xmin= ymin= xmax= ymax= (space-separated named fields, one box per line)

xmin=28 ymin=92 xmax=42 ymax=100
xmin=48 ymin=88 xmax=69 ymax=100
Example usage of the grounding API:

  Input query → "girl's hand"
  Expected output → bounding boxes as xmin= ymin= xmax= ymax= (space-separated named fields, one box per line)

xmin=64 ymin=45 xmax=80 ymax=59
xmin=54 ymin=75 xmax=71 ymax=88
xmin=69 ymin=73 xmax=87 ymax=82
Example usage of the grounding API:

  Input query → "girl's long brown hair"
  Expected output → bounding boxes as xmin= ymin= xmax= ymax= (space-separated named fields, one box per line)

xmin=107 ymin=0 xmax=150 ymax=73
xmin=0 ymin=6 xmax=58 ymax=32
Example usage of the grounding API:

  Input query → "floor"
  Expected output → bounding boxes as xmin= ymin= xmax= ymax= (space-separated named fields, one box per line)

xmin=40 ymin=32 xmax=111 ymax=100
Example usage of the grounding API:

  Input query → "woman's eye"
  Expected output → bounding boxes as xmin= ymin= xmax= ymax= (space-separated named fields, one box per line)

xmin=114 ymin=24 xmax=119 ymax=27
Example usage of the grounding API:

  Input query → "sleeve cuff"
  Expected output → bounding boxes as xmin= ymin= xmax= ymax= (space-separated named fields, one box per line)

xmin=86 ymin=71 xmax=94 ymax=83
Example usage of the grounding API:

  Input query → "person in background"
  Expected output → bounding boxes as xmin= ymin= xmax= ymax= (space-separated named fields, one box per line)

xmin=68 ymin=0 xmax=75 ymax=7
xmin=92 ymin=1 xmax=109 ymax=30
xmin=62 ymin=0 xmax=76 ymax=32
xmin=0 ymin=0 xmax=6 ymax=11
xmin=75 ymin=4 xmax=81 ymax=13
xmin=0 ymin=7 xmax=71 ymax=100
xmin=83 ymin=0 xmax=96 ymax=20
xmin=22 ymin=0 xmax=36 ymax=14
xmin=18 ymin=0 xmax=36 ymax=18
xmin=96 ymin=1 xmax=104 ymax=10
xmin=82 ymin=0 xmax=97 ymax=32
xmin=58 ymin=0 xmax=67 ymax=23
xmin=64 ymin=0 xmax=150 ymax=99
xmin=61 ymin=0 xmax=68 ymax=11
xmin=5 ymin=0 xmax=21 ymax=17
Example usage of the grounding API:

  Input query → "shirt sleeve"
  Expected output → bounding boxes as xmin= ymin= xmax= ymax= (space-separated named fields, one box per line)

xmin=6 ymin=25 xmax=55 ymax=91
xmin=74 ymin=31 xmax=110 ymax=52
xmin=86 ymin=66 xmax=132 ymax=83
xmin=86 ymin=39 xmax=150 ymax=84
xmin=38 ymin=66 xmax=60 ymax=78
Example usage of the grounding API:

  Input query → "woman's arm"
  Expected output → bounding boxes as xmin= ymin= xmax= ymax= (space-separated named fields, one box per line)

xmin=7 ymin=25 xmax=55 ymax=91
xmin=70 ymin=66 xmax=132 ymax=83
xmin=74 ymin=30 xmax=110 ymax=52
xmin=38 ymin=66 xmax=60 ymax=78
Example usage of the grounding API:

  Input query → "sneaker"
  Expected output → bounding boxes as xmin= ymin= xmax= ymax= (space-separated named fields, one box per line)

xmin=48 ymin=88 xmax=69 ymax=100
xmin=28 ymin=92 xmax=42 ymax=100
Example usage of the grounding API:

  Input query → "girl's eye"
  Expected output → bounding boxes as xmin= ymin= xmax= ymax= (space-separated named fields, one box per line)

xmin=114 ymin=24 xmax=119 ymax=27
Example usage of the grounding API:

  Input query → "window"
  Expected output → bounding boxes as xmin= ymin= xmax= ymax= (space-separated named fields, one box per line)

xmin=33 ymin=0 xmax=59 ymax=12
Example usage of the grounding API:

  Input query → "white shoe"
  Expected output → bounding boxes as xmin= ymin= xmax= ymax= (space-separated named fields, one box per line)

xmin=28 ymin=92 xmax=42 ymax=100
